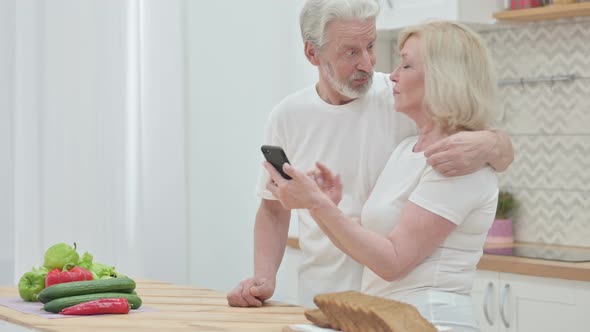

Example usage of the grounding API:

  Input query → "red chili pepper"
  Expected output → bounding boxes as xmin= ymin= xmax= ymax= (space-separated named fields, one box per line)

xmin=45 ymin=263 xmax=93 ymax=287
xmin=59 ymin=298 xmax=130 ymax=315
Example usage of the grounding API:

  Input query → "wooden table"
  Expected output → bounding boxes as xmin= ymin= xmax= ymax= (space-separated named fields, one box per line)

xmin=0 ymin=279 xmax=309 ymax=331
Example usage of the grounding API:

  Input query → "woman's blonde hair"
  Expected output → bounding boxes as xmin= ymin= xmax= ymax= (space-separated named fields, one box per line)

xmin=397 ymin=21 xmax=497 ymax=131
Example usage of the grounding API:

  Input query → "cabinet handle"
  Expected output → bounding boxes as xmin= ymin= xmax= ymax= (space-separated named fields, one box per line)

xmin=385 ymin=0 xmax=393 ymax=9
xmin=500 ymin=283 xmax=511 ymax=328
xmin=483 ymin=282 xmax=494 ymax=326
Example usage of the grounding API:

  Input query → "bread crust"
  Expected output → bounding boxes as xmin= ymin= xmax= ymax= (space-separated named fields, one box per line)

xmin=308 ymin=291 xmax=437 ymax=332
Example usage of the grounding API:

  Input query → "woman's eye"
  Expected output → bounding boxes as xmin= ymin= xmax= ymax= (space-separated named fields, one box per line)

xmin=346 ymin=50 xmax=356 ymax=56
xmin=403 ymin=65 xmax=410 ymax=69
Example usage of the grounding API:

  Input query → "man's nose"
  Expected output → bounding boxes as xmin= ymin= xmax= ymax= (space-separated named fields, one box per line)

xmin=357 ymin=50 xmax=374 ymax=72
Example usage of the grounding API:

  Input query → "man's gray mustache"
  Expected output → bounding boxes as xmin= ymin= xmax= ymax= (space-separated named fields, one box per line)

xmin=351 ymin=71 xmax=372 ymax=80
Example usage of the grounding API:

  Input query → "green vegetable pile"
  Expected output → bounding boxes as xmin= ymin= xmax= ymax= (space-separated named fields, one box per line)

xmin=18 ymin=242 xmax=123 ymax=302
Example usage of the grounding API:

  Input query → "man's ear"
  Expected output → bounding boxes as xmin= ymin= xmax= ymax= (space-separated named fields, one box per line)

xmin=304 ymin=41 xmax=320 ymax=66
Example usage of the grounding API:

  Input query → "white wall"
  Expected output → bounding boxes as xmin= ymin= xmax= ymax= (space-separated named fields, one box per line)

xmin=11 ymin=0 xmax=132 ymax=281
xmin=8 ymin=0 xmax=189 ymax=285
xmin=0 ymin=0 xmax=15 ymax=285
xmin=185 ymin=0 xmax=316 ymax=294
xmin=135 ymin=0 xmax=188 ymax=284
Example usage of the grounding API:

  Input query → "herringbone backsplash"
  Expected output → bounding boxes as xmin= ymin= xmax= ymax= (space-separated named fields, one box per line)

xmin=481 ymin=19 xmax=590 ymax=247
xmin=388 ymin=18 xmax=590 ymax=247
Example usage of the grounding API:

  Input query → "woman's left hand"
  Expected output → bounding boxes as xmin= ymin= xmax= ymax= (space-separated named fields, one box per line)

xmin=264 ymin=162 xmax=328 ymax=210
xmin=307 ymin=162 xmax=342 ymax=206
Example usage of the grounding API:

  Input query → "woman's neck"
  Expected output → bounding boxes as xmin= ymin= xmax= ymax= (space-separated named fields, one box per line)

xmin=412 ymin=112 xmax=451 ymax=152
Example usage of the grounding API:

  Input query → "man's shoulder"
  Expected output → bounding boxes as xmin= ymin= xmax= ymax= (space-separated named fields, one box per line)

xmin=271 ymin=85 xmax=317 ymax=116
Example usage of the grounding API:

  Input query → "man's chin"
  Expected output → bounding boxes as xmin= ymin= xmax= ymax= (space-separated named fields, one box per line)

xmin=348 ymin=80 xmax=372 ymax=97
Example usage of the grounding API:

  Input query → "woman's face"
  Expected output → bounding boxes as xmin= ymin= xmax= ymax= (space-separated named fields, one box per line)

xmin=390 ymin=36 xmax=425 ymax=115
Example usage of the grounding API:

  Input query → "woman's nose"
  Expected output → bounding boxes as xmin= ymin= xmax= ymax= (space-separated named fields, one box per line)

xmin=390 ymin=67 xmax=399 ymax=83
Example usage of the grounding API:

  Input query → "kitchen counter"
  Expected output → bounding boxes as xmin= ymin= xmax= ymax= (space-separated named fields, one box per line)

xmin=287 ymin=237 xmax=590 ymax=282
xmin=0 ymin=279 xmax=308 ymax=332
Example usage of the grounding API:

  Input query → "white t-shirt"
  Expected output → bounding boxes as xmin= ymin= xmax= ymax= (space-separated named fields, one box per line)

xmin=256 ymin=72 xmax=416 ymax=308
xmin=361 ymin=136 xmax=498 ymax=329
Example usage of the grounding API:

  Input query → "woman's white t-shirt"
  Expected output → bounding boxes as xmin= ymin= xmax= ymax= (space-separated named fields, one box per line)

xmin=361 ymin=136 xmax=498 ymax=329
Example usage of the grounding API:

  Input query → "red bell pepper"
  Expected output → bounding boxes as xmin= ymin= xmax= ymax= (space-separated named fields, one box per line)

xmin=45 ymin=263 xmax=93 ymax=287
xmin=59 ymin=298 xmax=130 ymax=315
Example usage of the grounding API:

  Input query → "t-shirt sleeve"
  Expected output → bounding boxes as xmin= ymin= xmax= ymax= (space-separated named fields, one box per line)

xmin=408 ymin=166 xmax=498 ymax=225
xmin=255 ymin=109 xmax=284 ymax=200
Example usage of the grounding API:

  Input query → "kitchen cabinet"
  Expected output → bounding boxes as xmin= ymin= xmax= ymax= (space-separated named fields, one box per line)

xmin=376 ymin=0 xmax=504 ymax=31
xmin=472 ymin=270 xmax=590 ymax=332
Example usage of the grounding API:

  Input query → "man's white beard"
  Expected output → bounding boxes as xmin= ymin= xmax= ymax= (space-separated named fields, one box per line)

xmin=324 ymin=64 xmax=373 ymax=99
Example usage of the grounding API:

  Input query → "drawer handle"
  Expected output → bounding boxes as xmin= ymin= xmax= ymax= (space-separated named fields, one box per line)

xmin=483 ymin=282 xmax=494 ymax=326
xmin=500 ymin=283 xmax=511 ymax=328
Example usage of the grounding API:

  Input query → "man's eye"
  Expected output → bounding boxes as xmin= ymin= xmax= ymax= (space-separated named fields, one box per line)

xmin=346 ymin=50 xmax=356 ymax=56
xmin=403 ymin=65 xmax=411 ymax=69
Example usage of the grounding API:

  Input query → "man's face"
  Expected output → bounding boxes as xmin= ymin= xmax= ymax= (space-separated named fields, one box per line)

xmin=317 ymin=19 xmax=377 ymax=100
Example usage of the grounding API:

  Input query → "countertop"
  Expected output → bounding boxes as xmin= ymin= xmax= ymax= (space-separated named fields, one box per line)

xmin=287 ymin=237 xmax=590 ymax=282
xmin=0 ymin=279 xmax=308 ymax=332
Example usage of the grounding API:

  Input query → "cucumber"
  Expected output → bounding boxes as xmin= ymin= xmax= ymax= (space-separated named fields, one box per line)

xmin=43 ymin=292 xmax=142 ymax=313
xmin=38 ymin=278 xmax=136 ymax=303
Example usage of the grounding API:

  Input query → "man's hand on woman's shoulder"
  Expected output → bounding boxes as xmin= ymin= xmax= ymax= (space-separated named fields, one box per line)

xmin=424 ymin=130 xmax=507 ymax=177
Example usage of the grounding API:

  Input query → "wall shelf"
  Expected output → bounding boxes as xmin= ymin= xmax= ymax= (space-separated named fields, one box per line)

xmin=493 ymin=3 xmax=590 ymax=22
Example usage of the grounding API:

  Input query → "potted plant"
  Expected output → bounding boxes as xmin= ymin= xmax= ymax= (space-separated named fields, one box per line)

xmin=486 ymin=191 xmax=517 ymax=245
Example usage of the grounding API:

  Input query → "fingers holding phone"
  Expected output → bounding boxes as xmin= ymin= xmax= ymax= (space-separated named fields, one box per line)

xmin=261 ymin=145 xmax=292 ymax=180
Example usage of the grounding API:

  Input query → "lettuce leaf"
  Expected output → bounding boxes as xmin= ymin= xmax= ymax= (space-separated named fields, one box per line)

xmin=78 ymin=251 xmax=122 ymax=279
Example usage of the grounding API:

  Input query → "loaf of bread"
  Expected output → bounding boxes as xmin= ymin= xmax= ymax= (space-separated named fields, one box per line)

xmin=303 ymin=291 xmax=437 ymax=332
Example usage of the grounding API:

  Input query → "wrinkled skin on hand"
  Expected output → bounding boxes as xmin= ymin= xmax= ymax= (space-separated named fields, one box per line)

xmin=18 ymin=266 xmax=48 ymax=302
xmin=264 ymin=161 xmax=342 ymax=210
xmin=227 ymin=277 xmax=275 ymax=307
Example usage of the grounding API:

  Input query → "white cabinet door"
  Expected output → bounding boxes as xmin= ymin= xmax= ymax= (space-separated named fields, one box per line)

xmin=376 ymin=0 xmax=504 ymax=31
xmin=377 ymin=0 xmax=457 ymax=30
xmin=472 ymin=270 xmax=501 ymax=332
xmin=499 ymin=273 xmax=581 ymax=332
xmin=473 ymin=271 xmax=590 ymax=332
xmin=376 ymin=0 xmax=455 ymax=31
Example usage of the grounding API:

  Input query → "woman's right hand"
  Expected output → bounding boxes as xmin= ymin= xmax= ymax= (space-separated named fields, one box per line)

xmin=308 ymin=162 xmax=342 ymax=206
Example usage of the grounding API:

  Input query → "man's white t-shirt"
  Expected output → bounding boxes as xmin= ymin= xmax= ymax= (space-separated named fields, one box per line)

xmin=361 ymin=136 xmax=498 ymax=329
xmin=256 ymin=72 xmax=416 ymax=308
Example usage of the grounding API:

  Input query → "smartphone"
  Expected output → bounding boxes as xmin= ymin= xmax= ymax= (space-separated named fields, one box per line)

xmin=261 ymin=145 xmax=292 ymax=180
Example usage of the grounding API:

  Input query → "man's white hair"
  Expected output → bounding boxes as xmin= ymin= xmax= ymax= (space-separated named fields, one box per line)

xmin=300 ymin=0 xmax=380 ymax=49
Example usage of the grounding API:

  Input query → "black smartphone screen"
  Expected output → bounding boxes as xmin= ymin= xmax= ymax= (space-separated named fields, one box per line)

xmin=261 ymin=145 xmax=292 ymax=180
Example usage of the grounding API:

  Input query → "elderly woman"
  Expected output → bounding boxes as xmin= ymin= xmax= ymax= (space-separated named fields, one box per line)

xmin=265 ymin=21 xmax=499 ymax=332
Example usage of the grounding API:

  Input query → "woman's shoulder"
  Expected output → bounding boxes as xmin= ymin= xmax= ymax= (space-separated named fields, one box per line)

xmin=423 ymin=165 xmax=498 ymax=192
